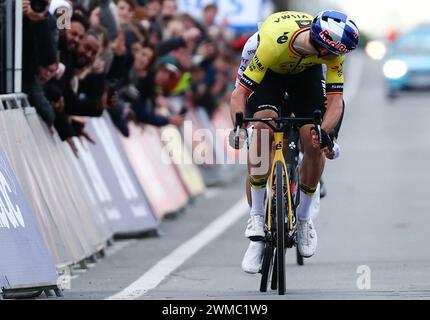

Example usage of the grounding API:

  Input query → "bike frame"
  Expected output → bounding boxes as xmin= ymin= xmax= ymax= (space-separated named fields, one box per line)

xmin=235 ymin=113 xmax=322 ymax=234
xmin=267 ymin=130 xmax=293 ymax=233
xmin=234 ymin=111 xmax=322 ymax=294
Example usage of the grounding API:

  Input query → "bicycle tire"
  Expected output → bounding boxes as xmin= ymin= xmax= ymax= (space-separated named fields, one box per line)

xmin=271 ymin=253 xmax=277 ymax=290
xmin=296 ymin=246 xmax=304 ymax=266
xmin=259 ymin=244 xmax=274 ymax=292
xmin=286 ymin=129 xmax=303 ymax=266
xmin=275 ymin=161 xmax=286 ymax=295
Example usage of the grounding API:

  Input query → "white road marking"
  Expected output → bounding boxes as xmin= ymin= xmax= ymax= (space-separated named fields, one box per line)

xmin=344 ymin=51 xmax=366 ymax=104
xmin=106 ymin=197 xmax=249 ymax=300
xmin=204 ymin=187 xmax=222 ymax=199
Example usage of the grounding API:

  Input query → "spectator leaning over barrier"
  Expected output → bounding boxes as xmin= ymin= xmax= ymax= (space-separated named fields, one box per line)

xmin=50 ymin=13 xmax=90 ymax=143
xmin=17 ymin=0 xmax=242 ymax=156
xmin=63 ymin=30 xmax=107 ymax=117
xmin=22 ymin=0 xmax=57 ymax=127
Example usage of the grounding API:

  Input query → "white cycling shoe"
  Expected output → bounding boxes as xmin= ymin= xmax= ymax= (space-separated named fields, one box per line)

xmin=244 ymin=215 xmax=265 ymax=240
xmin=297 ymin=219 xmax=318 ymax=258
xmin=241 ymin=241 xmax=265 ymax=274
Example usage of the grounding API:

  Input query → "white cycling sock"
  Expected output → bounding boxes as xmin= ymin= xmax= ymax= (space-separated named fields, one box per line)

xmin=297 ymin=184 xmax=318 ymax=222
xmin=250 ymin=187 xmax=265 ymax=216
xmin=310 ymin=183 xmax=321 ymax=220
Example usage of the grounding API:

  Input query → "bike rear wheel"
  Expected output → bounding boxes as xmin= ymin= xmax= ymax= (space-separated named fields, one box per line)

xmin=259 ymin=244 xmax=274 ymax=292
xmin=285 ymin=128 xmax=303 ymax=266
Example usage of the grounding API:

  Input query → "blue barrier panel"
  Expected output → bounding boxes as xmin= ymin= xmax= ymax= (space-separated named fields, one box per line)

xmin=0 ymin=144 xmax=58 ymax=293
xmin=72 ymin=115 xmax=159 ymax=236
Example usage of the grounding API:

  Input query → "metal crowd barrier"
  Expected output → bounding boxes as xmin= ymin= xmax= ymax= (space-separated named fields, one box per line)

xmin=0 ymin=92 xmax=240 ymax=299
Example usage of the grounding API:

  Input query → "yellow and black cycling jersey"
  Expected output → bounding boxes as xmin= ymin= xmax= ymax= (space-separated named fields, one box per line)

xmin=239 ymin=11 xmax=345 ymax=95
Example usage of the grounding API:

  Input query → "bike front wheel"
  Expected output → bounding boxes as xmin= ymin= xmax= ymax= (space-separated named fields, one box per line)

xmin=275 ymin=161 xmax=286 ymax=295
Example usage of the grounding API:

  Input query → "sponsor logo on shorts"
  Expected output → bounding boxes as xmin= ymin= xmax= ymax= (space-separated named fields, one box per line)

xmin=257 ymin=104 xmax=279 ymax=113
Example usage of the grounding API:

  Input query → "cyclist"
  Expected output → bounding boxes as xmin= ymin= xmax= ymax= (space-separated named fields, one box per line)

xmin=230 ymin=10 xmax=359 ymax=273
xmin=236 ymin=31 xmax=342 ymax=205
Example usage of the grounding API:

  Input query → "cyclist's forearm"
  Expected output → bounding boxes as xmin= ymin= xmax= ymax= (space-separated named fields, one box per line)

xmin=230 ymin=86 xmax=250 ymax=125
xmin=322 ymin=94 xmax=343 ymax=133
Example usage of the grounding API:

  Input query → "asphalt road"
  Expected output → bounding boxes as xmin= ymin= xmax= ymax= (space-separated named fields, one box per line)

xmin=63 ymin=51 xmax=430 ymax=300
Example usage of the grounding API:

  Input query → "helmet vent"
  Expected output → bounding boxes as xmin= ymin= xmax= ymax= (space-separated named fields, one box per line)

xmin=345 ymin=32 xmax=357 ymax=43
xmin=349 ymin=20 xmax=358 ymax=29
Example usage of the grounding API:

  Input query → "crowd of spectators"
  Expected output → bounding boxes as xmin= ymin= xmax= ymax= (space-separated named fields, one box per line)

xmin=22 ymin=0 xmax=250 ymax=155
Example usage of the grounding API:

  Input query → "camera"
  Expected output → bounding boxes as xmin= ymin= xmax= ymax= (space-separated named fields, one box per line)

xmin=30 ymin=0 xmax=49 ymax=13
xmin=120 ymin=84 xmax=140 ymax=102
xmin=107 ymin=79 xmax=119 ymax=102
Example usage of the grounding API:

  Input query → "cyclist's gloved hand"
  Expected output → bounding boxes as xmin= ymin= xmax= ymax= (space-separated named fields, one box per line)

xmin=321 ymin=129 xmax=342 ymax=160
xmin=320 ymin=129 xmax=334 ymax=151
xmin=331 ymin=140 xmax=341 ymax=159
xmin=228 ymin=128 xmax=247 ymax=149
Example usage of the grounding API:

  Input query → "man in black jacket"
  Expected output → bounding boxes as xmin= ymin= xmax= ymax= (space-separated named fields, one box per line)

xmin=22 ymin=0 xmax=57 ymax=126
xmin=51 ymin=13 xmax=90 ymax=141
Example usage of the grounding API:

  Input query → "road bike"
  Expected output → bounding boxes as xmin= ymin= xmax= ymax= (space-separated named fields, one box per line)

xmin=234 ymin=110 xmax=322 ymax=295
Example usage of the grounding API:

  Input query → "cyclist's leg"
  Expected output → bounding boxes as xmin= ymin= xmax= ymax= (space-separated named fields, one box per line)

xmin=286 ymin=65 xmax=326 ymax=257
xmin=288 ymin=65 xmax=327 ymax=209
xmin=242 ymin=109 xmax=278 ymax=272
xmin=242 ymin=71 xmax=286 ymax=273
xmin=246 ymin=71 xmax=285 ymax=220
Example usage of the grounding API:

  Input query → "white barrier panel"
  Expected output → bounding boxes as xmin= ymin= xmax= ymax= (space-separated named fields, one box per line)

xmin=0 ymin=108 xmax=82 ymax=265
xmin=0 ymin=143 xmax=58 ymax=293
xmin=118 ymin=122 xmax=189 ymax=219
xmin=70 ymin=115 xmax=159 ymax=236
xmin=159 ymin=124 xmax=206 ymax=198
xmin=25 ymin=108 xmax=112 ymax=263
xmin=0 ymin=106 xmax=111 ymax=267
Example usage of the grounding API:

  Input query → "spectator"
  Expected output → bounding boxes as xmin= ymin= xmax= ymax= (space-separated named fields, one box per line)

xmin=160 ymin=0 xmax=177 ymax=28
xmin=63 ymin=30 xmax=106 ymax=116
xmin=22 ymin=0 xmax=57 ymax=127
xmin=20 ymin=0 xmax=241 ymax=155
xmin=116 ymin=0 xmax=137 ymax=26
xmin=128 ymin=46 xmax=183 ymax=127
xmin=202 ymin=3 xmax=218 ymax=29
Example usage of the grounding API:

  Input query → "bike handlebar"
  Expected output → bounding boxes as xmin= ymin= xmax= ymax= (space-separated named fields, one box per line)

xmin=234 ymin=110 xmax=323 ymax=148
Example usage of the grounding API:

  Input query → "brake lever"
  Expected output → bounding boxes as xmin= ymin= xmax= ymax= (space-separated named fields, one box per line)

xmin=313 ymin=110 xmax=323 ymax=145
xmin=316 ymin=124 xmax=322 ymax=146
xmin=234 ymin=112 xmax=244 ymax=149
xmin=234 ymin=125 xmax=241 ymax=149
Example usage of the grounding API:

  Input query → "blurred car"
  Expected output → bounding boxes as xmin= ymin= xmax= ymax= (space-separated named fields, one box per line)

xmin=382 ymin=26 xmax=430 ymax=98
